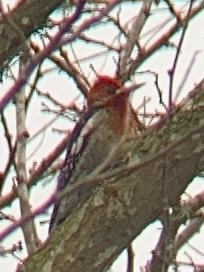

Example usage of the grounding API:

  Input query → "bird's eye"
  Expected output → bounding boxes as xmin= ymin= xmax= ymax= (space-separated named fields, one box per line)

xmin=104 ymin=84 xmax=119 ymax=95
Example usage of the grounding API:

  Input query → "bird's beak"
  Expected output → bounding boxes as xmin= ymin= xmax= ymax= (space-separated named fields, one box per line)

xmin=116 ymin=82 xmax=145 ymax=96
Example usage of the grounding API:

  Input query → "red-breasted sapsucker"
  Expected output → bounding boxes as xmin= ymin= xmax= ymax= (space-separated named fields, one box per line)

xmin=49 ymin=76 xmax=144 ymax=233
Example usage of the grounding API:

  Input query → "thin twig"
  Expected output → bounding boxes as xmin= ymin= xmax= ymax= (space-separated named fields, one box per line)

xmin=127 ymin=244 xmax=134 ymax=272
xmin=167 ymin=0 xmax=194 ymax=113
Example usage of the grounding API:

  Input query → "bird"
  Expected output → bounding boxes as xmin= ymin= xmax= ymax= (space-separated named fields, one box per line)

xmin=49 ymin=75 xmax=144 ymax=233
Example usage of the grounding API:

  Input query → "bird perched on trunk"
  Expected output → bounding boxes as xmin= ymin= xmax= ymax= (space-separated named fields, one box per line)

xmin=49 ymin=75 xmax=144 ymax=233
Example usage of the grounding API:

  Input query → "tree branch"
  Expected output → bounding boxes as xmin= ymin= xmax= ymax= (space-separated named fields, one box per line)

xmin=0 ymin=0 xmax=65 ymax=72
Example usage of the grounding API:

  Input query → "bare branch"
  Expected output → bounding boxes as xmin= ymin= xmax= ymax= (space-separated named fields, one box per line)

xmin=14 ymin=55 xmax=39 ymax=254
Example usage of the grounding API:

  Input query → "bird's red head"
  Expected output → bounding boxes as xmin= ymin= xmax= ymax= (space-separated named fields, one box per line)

xmin=87 ymin=75 xmax=142 ymax=134
xmin=88 ymin=76 xmax=124 ymax=108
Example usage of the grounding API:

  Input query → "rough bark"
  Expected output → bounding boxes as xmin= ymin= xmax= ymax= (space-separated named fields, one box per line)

xmin=0 ymin=0 xmax=64 ymax=72
xmin=22 ymin=79 xmax=204 ymax=272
